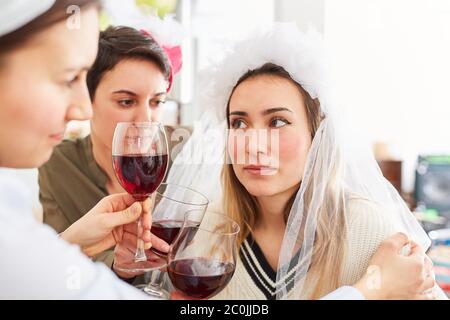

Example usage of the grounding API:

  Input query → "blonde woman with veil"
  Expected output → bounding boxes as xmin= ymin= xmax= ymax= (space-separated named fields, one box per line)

xmin=167 ymin=23 xmax=446 ymax=300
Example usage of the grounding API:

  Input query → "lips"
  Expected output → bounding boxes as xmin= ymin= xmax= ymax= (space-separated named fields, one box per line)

xmin=243 ymin=165 xmax=277 ymax=175
xmin=49 ymin=132 xmax=65 ymax=141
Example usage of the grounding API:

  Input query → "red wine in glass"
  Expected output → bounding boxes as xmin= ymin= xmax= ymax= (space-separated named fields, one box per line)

xmin=113 ymin=154 xmax=168 ymax=201
xmin=168 ymin=258 xmax=235 ymax=299
xmin=151 ymin=220 xmax=200 ymax=256
xmin=151 ymin=220 xmax=183 ymax=243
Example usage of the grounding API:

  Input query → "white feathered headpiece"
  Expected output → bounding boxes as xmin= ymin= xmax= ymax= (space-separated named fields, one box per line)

xmin=199 ymin=23 xmax=332 ymax=119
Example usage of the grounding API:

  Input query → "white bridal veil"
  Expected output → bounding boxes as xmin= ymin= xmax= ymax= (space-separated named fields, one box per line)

xmin=166 ymin=23 xmax=438 ymax=299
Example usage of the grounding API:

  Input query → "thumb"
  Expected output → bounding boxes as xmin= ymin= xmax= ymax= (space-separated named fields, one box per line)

xmin=387 ymin=232 xmax=410 ymax=251
xmin=108 ymin=202 xmax=142 ymax=228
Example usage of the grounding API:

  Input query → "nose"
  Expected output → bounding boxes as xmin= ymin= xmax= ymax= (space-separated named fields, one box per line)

xmin=133 ymin=103 xmax=157 ymax=122
xmin=66 ymin=81 xmax=93 ymax=122
xmin=246 ymin=129 xmax=270 ymax=164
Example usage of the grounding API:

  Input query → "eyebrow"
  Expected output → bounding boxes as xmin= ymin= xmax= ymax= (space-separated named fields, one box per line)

xmin=64 ymin=66 xmax=91 ymax=72
xmin=152 ymin=92 xmax=167 ymax=98
xmin=228 ymin=111 xmax=248 ymax=117
xmin=112 ymin=90 xmax=137 ymax=96
xmin=112 ymin=90 xmax=167 ymax=98
xmin=262 ymin=107 xmax=293 ymax=115
xmin=228 ymin=107 xmax=293 ymax=117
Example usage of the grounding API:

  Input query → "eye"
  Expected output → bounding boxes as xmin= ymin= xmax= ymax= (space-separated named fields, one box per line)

xmin=270 ymin=118 xmax=291 ymax=128
xmin=118 ymin=99 xmax=136 ymax=108
xmin=64 ymin=70 xmax=87 ymax=88
xmin=230 ymin=119 xmax=248 ymax=129
xmin=65 ymin=75 xmax=80 ymax=88
xmin=149 ymin=99 xmax=166 ymax=108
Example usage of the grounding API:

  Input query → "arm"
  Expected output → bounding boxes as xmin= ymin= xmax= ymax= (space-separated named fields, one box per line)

xmin=321 ymin=232 xmax=437 ymax=300
xmin=0 ymin=173 xmax=149 ymax=299
xmin=38 ymin=168 xmax=71 ymax=233
xmin=0 ymin=215 xmax=150 ymax=299
xmin=39 ymin=167 xmax=116 ymax=267
xmin=320 ymin=286 xmax=365 ymax=300
xmin=326 ymin=197 xmax=438 ymax=300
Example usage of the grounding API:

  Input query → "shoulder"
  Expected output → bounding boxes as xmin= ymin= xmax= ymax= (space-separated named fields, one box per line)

xmin=44 ymin=136 xmax=89 ymax=166
xmin=340 ymin=196 xmax=399 ymax=284
xmin=38 ymin=136 xmax=90 ymax=178
xmin=0 ymin=169 xmax=33 ymax=220
xmin=345 ymin=196 xmax=397 ymax=233
xmin=344 ymin=195 xmax=398 ymax=255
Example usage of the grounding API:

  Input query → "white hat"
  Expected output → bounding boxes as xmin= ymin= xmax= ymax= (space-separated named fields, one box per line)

xmin=0 ymin=0 xmax=55 ymax=37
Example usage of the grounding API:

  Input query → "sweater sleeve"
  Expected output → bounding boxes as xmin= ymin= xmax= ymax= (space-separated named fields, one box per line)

xmin=340 ymin=198 xmax=398 ymax=286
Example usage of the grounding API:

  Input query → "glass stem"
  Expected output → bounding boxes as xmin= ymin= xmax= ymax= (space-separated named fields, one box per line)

xmin=134 ymin=216 xmax=147 ymax=262
xmin=143 ymin=270 xmax=165 ymax=297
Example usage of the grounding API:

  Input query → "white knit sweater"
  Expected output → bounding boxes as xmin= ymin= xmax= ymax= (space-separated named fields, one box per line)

xmin=211 ymin=197 xmax=398 ymax=300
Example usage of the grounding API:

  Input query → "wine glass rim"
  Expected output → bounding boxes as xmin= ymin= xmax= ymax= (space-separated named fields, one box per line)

xmin=115 ymin=121 xmax=164 ymax=127
xmin=156 ymin=182 xmax=209 ymax=207
xmin=183 ymin=210 xmax=240 ymax=236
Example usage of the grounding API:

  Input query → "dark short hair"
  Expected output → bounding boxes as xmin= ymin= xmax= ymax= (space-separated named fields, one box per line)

xmin=86 ymin=26 xmax=171 ymax=100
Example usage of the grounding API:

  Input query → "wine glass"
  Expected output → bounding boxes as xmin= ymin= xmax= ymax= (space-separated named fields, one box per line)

xmin=167 ymin=211 xmax=240 ymax=299
xmin=112 ymin=122 xmax=168 ymax=272
xmin=138 ymin=183 xmax=209 ymax=298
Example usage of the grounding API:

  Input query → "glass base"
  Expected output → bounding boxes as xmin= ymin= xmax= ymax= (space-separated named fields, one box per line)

xmin=136 ymin=284 xmax=169 ymax=299
xmin=113 ymin=251 xmax=167 ymax=274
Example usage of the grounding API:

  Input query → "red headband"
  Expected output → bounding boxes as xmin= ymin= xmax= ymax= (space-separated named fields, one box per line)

xmin=140 ymin=29 xmax=182 ymax=92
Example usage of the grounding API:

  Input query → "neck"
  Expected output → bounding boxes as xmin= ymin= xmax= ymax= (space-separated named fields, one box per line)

xmin=255 ymin=184 xmax=299 ymax=232
xmin=90 ymin=131 xmax=117 ymax=190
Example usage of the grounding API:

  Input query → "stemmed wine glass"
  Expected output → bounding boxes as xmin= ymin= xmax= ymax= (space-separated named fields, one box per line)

xmin=138 ymin=183 xmax=209 ymax=298
xmin=167 ymin=211 xmax=240 ymax=299
xmin=112 ymin=122 xmax=168 ymax=272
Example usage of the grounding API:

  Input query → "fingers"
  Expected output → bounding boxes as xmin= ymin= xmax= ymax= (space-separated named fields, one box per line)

xmin=115 ymin=236 xmax=135 ymax=256
xmin=171 ymin=291 xmax=189 ymax=300
xmin=419 ymin=256 xmax=436 ymax=293
xmin=419 ymin=276 xmax=436 ymax=295
xmin=150 ymin=233 xmax=170 ymax=253
xmin=101 ymin=194 xmax=154 ymax=230
xmin=170 ymin=291 xmax=202 ymax=300
xmin=409 ymin=240 xmax=419 ymax=250
xmin=120 ymin=227 xmax=168 ymax=252
xmin=383 ymin=232 xmax=409 ymax=251
xmin=141 ymin=211 xmax=153 ymax=231
xmin=120 ymin=229 xmax=152 ymax=252
xmin=410 ymin=241 xmax=426 ymax=256
xmin=113 ymin=244 xmax=143 ymax=278
xmin=100 ymin=193 xmax=136 ymax=212
xmin=423 ymin=255 xmax=434 ymax=276
xmin=105 ymin=202 xmax=142 ymax=228
xmin=123 ymin=221 xmax=139 ymax=235
xmin=408 ymin=249 xmax=436 ymax=294
xmin=141 ymin=194 xmax=155 ymax=214
xmin=143 ymin=230 xmax=152 ymax=243
xmin=140 ymin=195 xmax=154 ymax=230
xmin=412 ymin=289 xmax=437 ymax=300
xmin=122 ymin=217 xmax=152 ymax=240
xmin=122 ymin=225 xmax=152 ymax=246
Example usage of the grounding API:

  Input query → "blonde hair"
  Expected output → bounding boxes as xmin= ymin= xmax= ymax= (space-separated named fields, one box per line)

xmin=222 ymin=63 xmax=346 ymax=299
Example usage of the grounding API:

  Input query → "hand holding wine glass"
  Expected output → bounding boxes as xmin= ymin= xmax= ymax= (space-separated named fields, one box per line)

xmin=60 ymin=193 xmax=153 ymax=257
xmin=113 ymin=214 xmax=171 ymax=279
xmin=112 ymin=122 xmax=168 ymax=272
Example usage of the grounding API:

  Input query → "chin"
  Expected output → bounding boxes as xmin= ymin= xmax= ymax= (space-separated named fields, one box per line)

xmin=33 ymin=146 xmax=55 ymax=168
xmin=0 ymin=143 xmax=55 ymax=168
xmin=241 ymin=182 xmax=279 ymax=198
